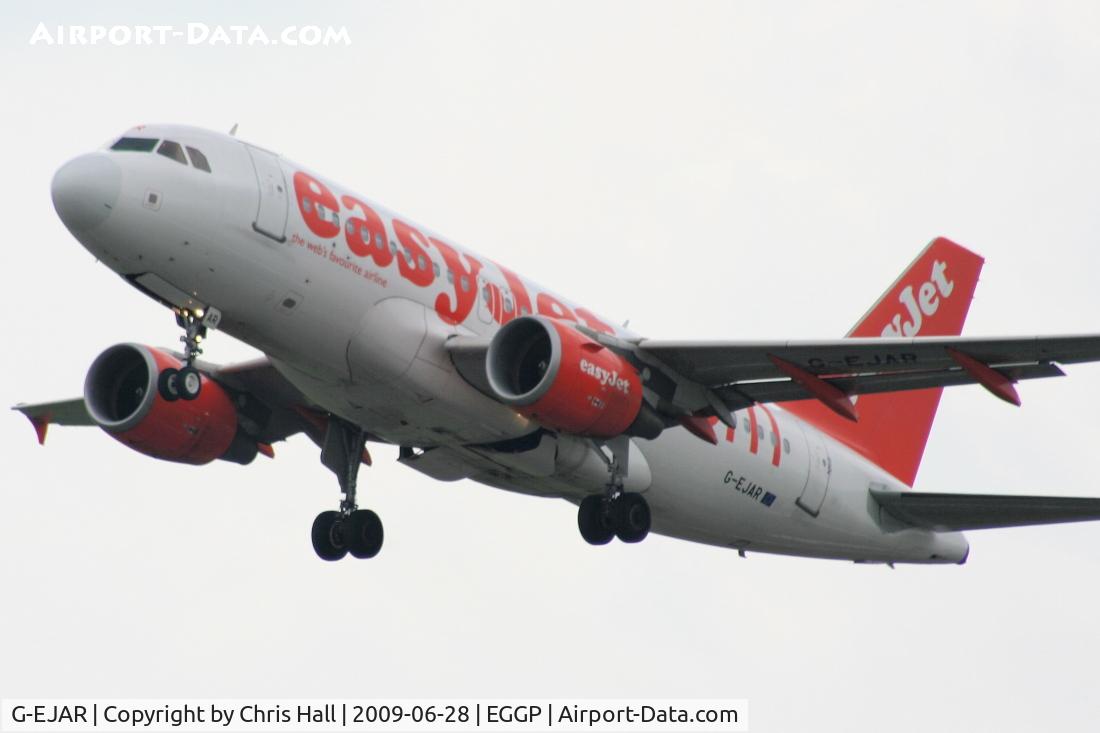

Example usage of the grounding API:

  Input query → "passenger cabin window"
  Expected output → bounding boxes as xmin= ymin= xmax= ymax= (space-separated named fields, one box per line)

xmin=157 ymin=140 xmax=188 ymax=165
xmin=111 ymin=137 xmax=158 ymax=152
xmin=186 ymin=146 xmax=211 ymax=172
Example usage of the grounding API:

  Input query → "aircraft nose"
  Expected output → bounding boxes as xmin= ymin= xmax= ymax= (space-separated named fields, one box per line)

xmin=51 ymin=153 xmax=121 ymax=233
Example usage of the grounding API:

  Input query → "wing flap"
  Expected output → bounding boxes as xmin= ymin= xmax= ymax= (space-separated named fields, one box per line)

xmin=871 ymin=488 xmax=1100 ymax=531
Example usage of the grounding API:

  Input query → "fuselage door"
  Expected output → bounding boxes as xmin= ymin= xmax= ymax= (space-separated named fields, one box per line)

xmin=797 ymin=424 xmax=831 ymax=516
xmin=245 ymin=145 xmax=288 ymax=242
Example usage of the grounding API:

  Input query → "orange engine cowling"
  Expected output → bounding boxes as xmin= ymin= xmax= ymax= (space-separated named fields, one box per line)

xmin=485 ymin=316 xmax=652 ymax=439
xmin=83 ymin=343 xmax=239 ymax=464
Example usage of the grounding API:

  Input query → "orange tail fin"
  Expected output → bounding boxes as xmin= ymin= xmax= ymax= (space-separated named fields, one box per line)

xmin=782 ymin=237 xmax=984 ymax=486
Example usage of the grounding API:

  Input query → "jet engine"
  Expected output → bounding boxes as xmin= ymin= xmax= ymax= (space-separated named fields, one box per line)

xmin=485 ymin=316 xmax=663 ymax=439
xmin=83 ymin=343 xmax=251 ymax=464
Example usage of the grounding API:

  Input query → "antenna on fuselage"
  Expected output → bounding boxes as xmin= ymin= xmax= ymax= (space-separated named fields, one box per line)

xmin=228 ymin=123 xmax=238 ymax=136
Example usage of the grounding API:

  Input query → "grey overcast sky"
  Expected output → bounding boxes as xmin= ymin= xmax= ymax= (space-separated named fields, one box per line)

xmin=4 ymin=1 xmax=1100 ymax=731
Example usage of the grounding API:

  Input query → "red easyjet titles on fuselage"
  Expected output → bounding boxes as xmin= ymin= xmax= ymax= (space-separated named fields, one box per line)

xmin=292 ymin=171 xmax=615 ymax=334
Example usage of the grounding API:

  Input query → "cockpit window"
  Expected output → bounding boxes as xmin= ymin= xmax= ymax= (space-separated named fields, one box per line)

xmin=111 ymin=137 xmax=158 ymax=152
xmin=186 ymin=146 xmax=211 ymax=173
xmin=156 ymin=140 xmax=188 ymax=165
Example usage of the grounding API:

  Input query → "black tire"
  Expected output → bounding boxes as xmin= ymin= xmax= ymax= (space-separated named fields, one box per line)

xmin=177 ymin=367 xmax=202 ymax=401
xmin=612 ymin=493 xmax=651 ymax=543
xmin=157 ymin=368 xmax=180 ymax=402
xmin=577 ymin=494 xmax=614 ymax=545
xmin=311 ymin=510 xmax=348 ymax=561
xmin=343 ymin=509 xmax=384 ymax=559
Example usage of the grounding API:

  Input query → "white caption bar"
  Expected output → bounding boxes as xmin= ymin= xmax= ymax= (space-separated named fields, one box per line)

xmin=1 ymin=699 xmax=747 ymax=732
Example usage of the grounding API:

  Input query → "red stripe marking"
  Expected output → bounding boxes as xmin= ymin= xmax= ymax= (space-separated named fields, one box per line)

xmin=757 ymin=404 xmax=782 ymax=467
xmin=710 ymin=415 xmax=735 ymax=443
xmin=748 ymin=406 xmax=759 ymax=454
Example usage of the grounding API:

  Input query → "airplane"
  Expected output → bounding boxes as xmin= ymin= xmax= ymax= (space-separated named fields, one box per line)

xmin=18 ymin=122 xmax=1100 ymax=564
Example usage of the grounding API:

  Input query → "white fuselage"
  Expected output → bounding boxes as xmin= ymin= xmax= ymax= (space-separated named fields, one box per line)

xmin=59 ymin=124 xmax=968 ymax=564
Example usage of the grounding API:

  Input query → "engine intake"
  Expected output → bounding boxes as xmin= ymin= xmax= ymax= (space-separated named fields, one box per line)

xmin=84 ymin=343 xmax=241 ymax=464
xmin=486 ymin=316 xmax=660 ymax=439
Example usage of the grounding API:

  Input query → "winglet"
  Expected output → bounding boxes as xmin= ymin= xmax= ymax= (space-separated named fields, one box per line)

xmin=23 ymin=412 xmax=50 ymax=445
xmin=946 ymin=348 xmax=1022 ymax=406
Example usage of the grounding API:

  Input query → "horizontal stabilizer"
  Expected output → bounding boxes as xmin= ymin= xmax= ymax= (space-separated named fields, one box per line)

xmin=871 ymin=488 xmax=1100 ymax=531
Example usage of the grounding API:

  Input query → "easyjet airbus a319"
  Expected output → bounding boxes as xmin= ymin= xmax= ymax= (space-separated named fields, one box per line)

xmin=20 ymin=123 xmax=1100 ymax=563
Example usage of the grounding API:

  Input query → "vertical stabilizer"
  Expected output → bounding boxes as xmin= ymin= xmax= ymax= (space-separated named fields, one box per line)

xmin=782 ymin=237 xmax=984 ymax=486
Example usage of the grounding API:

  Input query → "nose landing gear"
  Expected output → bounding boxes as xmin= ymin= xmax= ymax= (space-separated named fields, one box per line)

xmin=158 ymin=307 xmax=220 ymax=402
xmin=577 ymin=437 xmax=651 ymax=546
xmin=311 ymin=418 xmax=384 ymax=561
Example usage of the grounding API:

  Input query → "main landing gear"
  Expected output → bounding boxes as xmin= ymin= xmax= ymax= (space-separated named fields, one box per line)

xmin=577 ymin=438 xmax=651 ymax=545
xmin=311 ymin=418 xmax=384 ymax=561
xmin=158 ymin=307 xmax=220 ymax=402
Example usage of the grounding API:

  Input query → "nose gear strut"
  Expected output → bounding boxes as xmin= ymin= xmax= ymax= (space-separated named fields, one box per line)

xmin=157 ymin=306 xmax=222 ymax=402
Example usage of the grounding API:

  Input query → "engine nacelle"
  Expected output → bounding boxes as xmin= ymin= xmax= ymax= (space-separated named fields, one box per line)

xmin=486 ymin=316 xmax=656 ymax=439
xmin=83 ymin=343 xmax=239 ymax=465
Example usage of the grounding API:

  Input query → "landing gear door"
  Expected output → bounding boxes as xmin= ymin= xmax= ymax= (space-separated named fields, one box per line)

xmin=245 ymin=145 xmax=288 ymax=242
xmin=797 ymin=423 xmax=831 ymax=516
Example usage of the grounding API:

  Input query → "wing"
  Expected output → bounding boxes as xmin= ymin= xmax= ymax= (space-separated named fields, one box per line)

xmin=12 ymin=398 xmax=94 ymax=444
xmin=626 ymin=333 xmax=1100 ymax=417
xmin=195 ymin=356 xmax=322 ymax=445
xmin=871 ymin=488 xmax=1100 ymax=531
xmin=638 ymin=334 xmax=1100 ymax=385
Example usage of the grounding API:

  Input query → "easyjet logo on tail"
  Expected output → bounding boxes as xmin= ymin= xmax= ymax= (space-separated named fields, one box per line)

xmin=880 ymin=259 xmax=955 ymax=337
